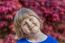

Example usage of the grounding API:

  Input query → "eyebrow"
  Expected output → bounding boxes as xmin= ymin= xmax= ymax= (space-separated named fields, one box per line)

xmin=30 ymin=18 xmax=37 ymax=26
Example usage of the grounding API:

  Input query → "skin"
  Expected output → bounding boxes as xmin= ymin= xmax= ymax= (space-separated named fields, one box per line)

xmin=0 ymin=39 xmax=3 ymax=43
xmin=21 ymin=15 xmax=40 ymax=34
xmin=21 ymin=14 xmax=47 ymax=42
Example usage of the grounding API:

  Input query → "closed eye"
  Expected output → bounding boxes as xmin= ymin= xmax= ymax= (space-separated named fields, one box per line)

xmin=29 ymin=18 xmax=37 ymax=26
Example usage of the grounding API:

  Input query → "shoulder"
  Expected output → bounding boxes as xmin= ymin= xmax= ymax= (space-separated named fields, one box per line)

xmin=43 ymin=35 xmax=58 ymax=43
xmin=16 ymin=38 xmax=28 ymax=43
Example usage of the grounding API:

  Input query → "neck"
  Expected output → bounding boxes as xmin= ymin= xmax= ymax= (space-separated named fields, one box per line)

xmin=27 ymin=31 xmax=48 ymax=42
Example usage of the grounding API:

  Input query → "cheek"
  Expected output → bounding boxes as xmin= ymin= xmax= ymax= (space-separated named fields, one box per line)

xmin=31 ymin=26 xmax=40 ymax=33
xmin=21 ymin=25 xmax=31 ymax=34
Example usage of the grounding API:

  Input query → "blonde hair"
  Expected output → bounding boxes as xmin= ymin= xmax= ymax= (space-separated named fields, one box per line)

xmin=14 ymin=8 xmax=43 ymax=40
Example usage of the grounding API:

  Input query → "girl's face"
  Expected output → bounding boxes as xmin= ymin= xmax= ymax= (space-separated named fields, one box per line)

xmin=21 ymin=15 xmax=41 ymax=35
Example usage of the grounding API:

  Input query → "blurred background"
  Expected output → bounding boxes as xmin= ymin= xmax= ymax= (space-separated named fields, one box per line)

xmin=0 ymin=0 xmax=65 ymax=43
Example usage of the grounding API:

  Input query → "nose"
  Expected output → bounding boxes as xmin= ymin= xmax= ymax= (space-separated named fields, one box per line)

xmin=25 ymin=20 xmax=35 ymax=30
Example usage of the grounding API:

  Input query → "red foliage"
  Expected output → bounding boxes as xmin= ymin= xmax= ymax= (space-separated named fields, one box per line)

xmin=19 ymin=0 xmax=65 ymax=42
xmin=4 ymin=34 xmax=16 ymax=43
xmin=0 ymin=0 xmax=65 ymax=43
xmin=0 ymin=0 xmax=21 ymax=40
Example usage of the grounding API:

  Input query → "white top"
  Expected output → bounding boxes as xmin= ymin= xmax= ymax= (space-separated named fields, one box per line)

xmin=26 ymin=34 xmax=48 ymax=43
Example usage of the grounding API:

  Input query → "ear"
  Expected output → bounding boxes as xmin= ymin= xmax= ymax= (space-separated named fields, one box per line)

xmin=40 ymin=17 xmax=45 ymax=25
xmin=40 ymin=17 xmax=45 ymax=32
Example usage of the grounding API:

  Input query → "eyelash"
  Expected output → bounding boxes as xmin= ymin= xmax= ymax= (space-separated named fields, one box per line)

xmin=30 ymin=19 xmax=37 ymax=26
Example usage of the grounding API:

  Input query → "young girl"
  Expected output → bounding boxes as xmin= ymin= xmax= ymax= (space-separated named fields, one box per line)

xmin=14 ymin=8 xmax=58 ymax=43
